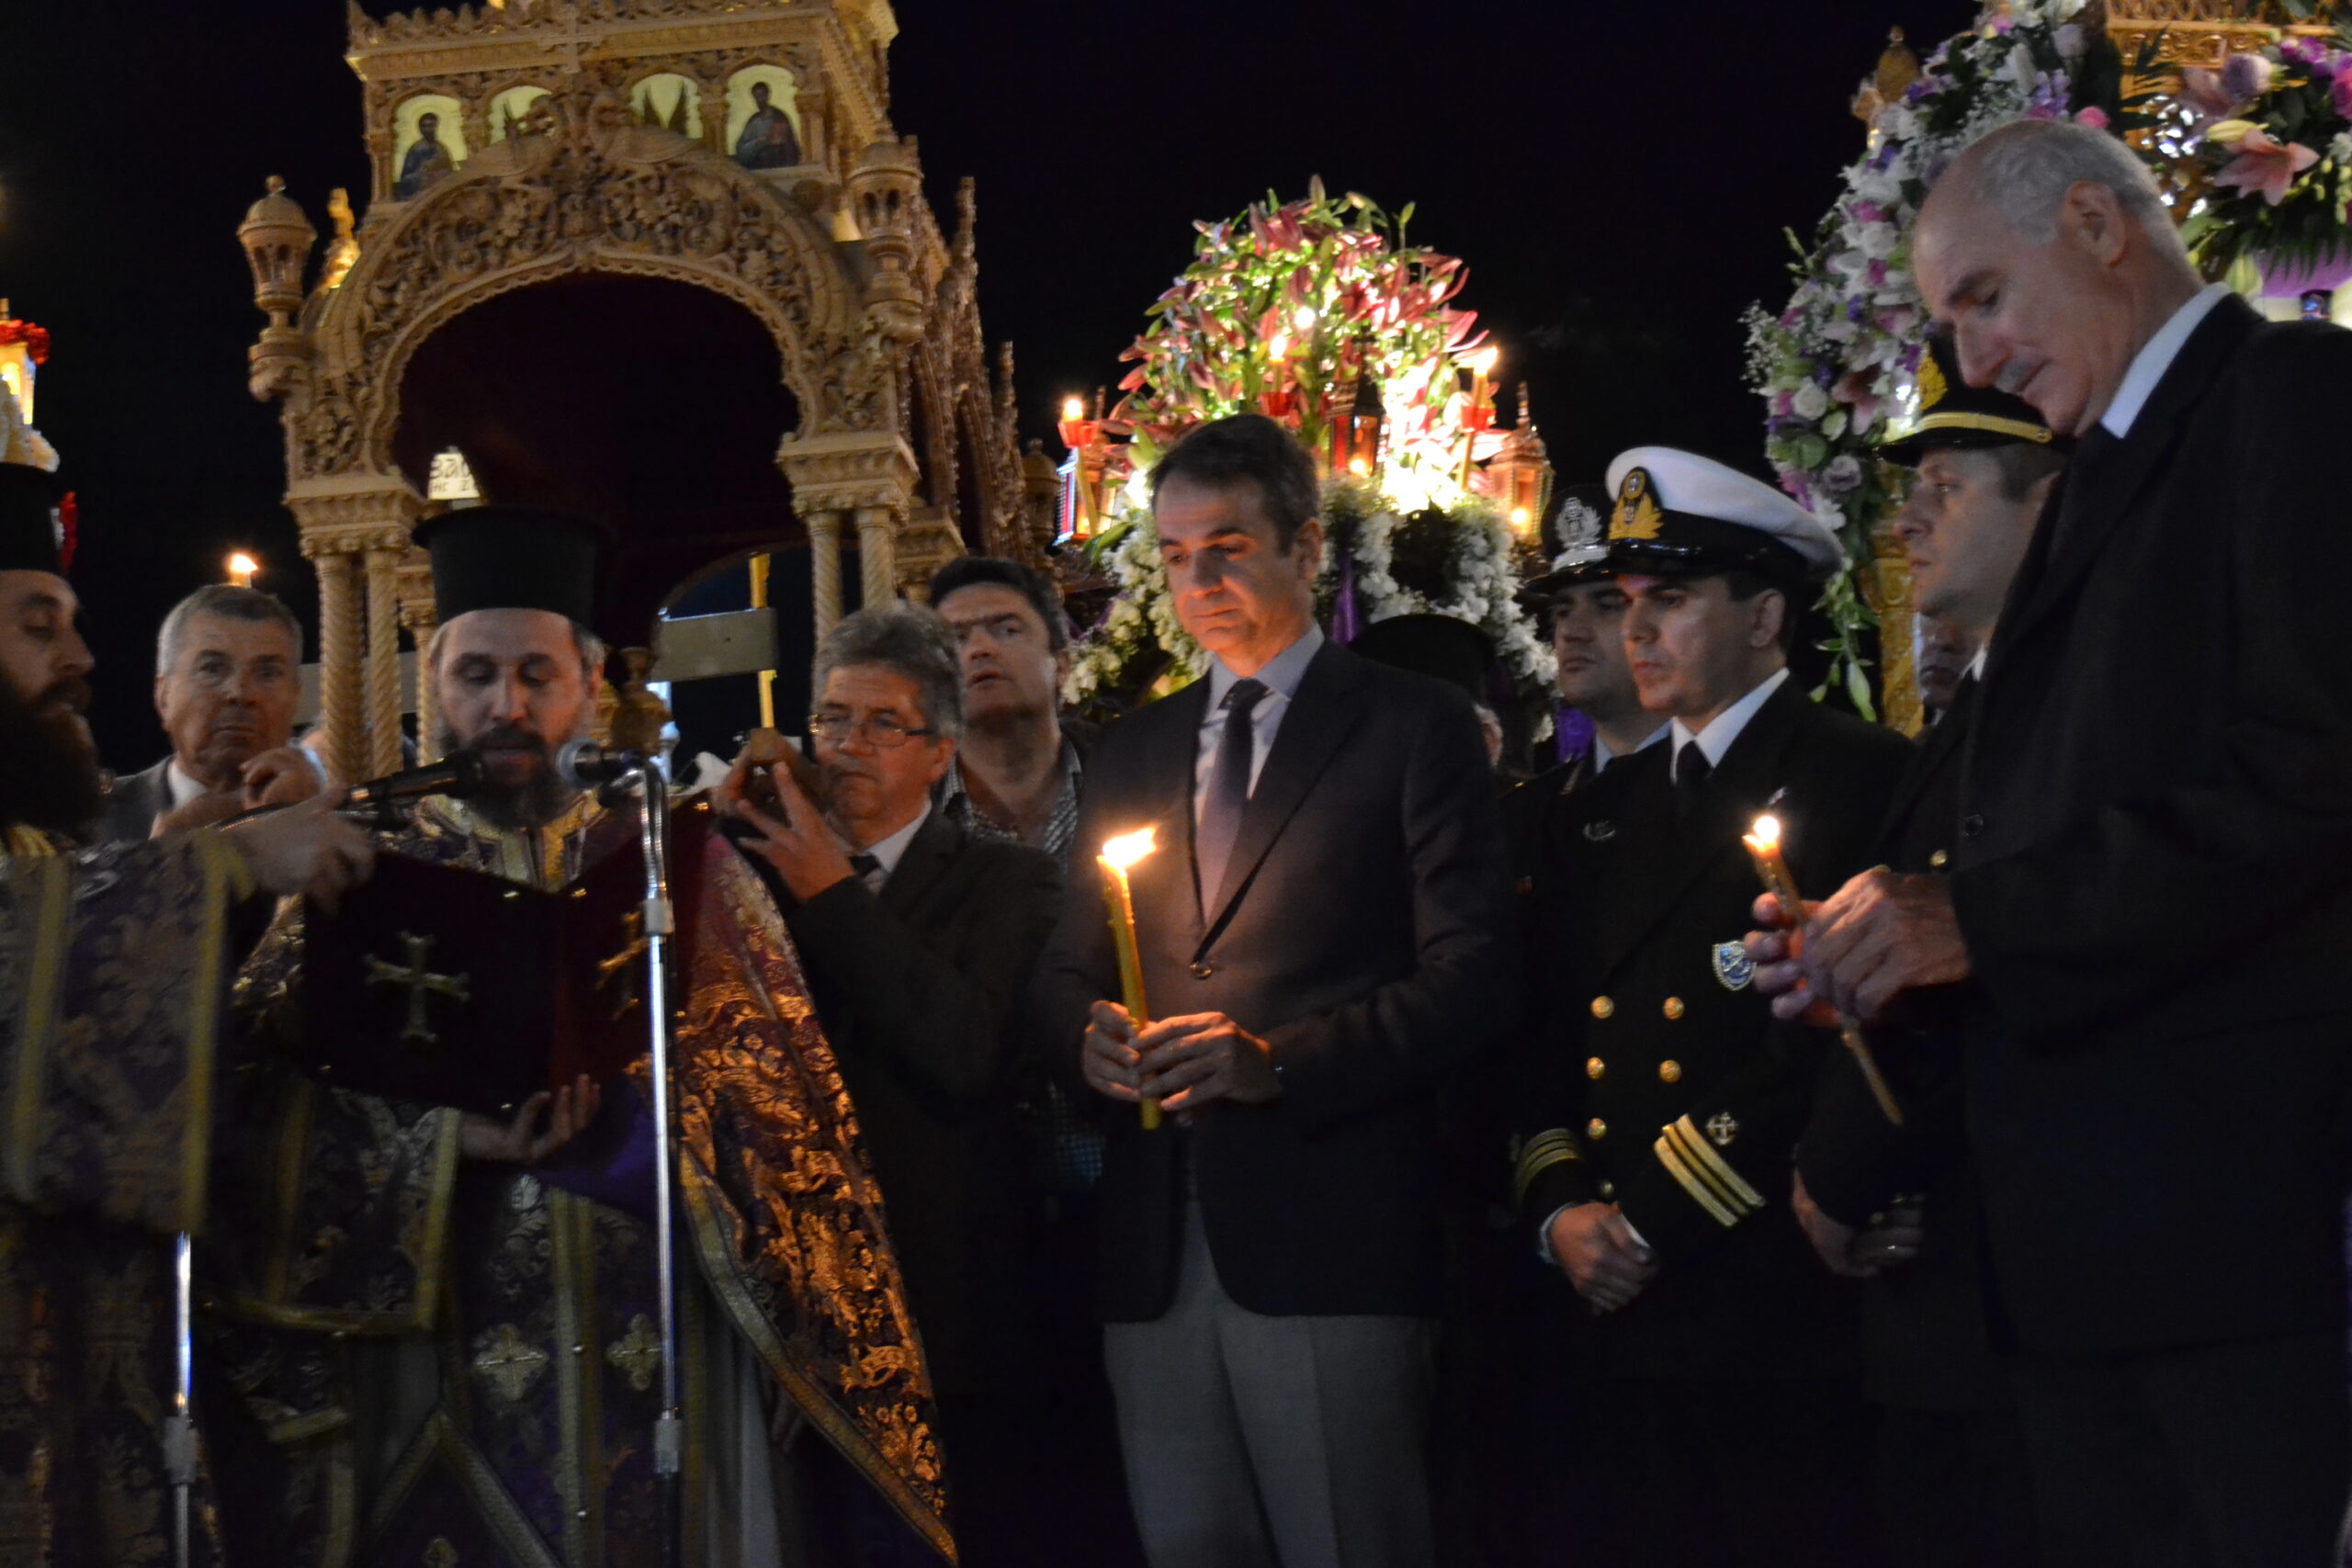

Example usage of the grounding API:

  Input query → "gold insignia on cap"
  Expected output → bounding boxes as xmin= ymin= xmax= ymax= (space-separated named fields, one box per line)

xmin=1917 ymin=351 xmax=1949 ymax=412
xmin=1609 ymin=467 xmax=1665 ymax=542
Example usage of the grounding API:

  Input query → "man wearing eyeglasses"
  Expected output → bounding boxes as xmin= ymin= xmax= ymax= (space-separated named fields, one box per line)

xmin=719 ymin=602 xmax=1064 ymax=1567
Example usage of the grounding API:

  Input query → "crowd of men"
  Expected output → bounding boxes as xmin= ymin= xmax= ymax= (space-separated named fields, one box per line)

xmin=2 ymin=115 xmax=2348 ymax=1568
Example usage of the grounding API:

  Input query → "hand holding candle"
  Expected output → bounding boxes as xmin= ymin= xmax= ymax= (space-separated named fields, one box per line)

xmin=1741 ymin=815 xmax=1904 ymax=1126
xmin=1098 ymin=828 xmax=1162 ymax=1131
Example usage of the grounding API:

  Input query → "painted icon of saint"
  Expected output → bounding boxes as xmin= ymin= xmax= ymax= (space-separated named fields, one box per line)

xmin=733 ymin=83 xmax=802 ymax=170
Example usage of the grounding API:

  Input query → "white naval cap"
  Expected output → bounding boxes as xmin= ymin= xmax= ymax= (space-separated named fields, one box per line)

xmin=1601 ymin=446 xmax=1844 ymax=585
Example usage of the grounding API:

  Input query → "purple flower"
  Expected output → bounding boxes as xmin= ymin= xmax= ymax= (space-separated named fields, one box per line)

xmin=1866 ymin=258 xmax=1889 ymax=288
xmin=2221 ymin=51 xmax=2274 ymax=102
xmin=1814 ymin=363 xmax=1838 ymax=388
xmin=1821 ymin=455 xmax=1865 ymax=495
xmin=1851 ymin=200 xmax=1885 ymax=225
xmin=2334 ymin=72 xmax=2352 ymax=122
xmin=2282 ymin=36 xmax=2328 ymax=68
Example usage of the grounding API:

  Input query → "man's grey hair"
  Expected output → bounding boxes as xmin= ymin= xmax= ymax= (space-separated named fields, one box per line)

xmin=156 ymin=584 xmax=304 ymax=675
xmin=813 ymin=604 xmax=966 ymax=743
xmin=422 ymin=616 xmax=607 ymax=682
xmin=1941 ymin=119 xmax=2190 ymax=264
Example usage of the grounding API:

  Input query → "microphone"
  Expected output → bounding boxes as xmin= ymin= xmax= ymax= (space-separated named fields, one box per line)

xmin=342 ymin=749 xmax=490 ymax=812
xmin=556 ymin=739 xmax=649 ymax=791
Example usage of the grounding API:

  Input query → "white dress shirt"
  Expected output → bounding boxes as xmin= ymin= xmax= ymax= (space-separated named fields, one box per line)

xmin=1668 ymin=667 xmax=1790 ymax=774
xmin=165 ymin=760 xmax=209 ymax=810
xmin=1194 ymin=623 xmax=1326 ymax=817
xmin=2099 ymin=282 xmax=2231 ymax=439
xmin=1589 ymin=722 xmax=1670 ymax=774
xmin=851 ymin=804 xmax=930 ymax=892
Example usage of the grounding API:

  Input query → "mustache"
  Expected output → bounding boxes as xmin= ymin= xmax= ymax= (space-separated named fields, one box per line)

xmin=38 ymin=677 xmax=92 ymax=716
xmin=471 ymin=723 xmax=550 ymax=756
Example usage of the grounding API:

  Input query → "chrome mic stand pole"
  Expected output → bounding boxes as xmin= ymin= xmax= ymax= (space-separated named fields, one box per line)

xmin=629 ymin=761 xmax=684 ymax=1568
xmin=166 ymin=1231 xmax=196 ymax=1568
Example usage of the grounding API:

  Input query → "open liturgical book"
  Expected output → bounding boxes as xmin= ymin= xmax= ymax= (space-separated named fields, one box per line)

xmin=300 ymin=807 xmax=711 ymax=1118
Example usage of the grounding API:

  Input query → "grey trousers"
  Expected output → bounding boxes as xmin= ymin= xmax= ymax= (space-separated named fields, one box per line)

xmin=1102 ymin=1201 xmax=1438 ymax=1568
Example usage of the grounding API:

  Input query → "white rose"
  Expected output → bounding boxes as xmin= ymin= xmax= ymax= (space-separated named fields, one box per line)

xmin=1856 ymin=222 xmax=1901 ymax=260
xmin=1849 ymin=166 xmax=1904 ymax=206
xmin=1792 ymin=382 xmax=1832 ymax=422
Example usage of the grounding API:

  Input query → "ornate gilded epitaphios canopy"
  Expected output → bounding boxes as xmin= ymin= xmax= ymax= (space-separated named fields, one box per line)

xmin=241 ymin=0 xmax=1047 ymax=781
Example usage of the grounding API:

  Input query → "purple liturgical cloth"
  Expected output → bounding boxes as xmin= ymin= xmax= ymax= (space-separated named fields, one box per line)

xmin=537 ymin=1079 xmax=659 ymax=1223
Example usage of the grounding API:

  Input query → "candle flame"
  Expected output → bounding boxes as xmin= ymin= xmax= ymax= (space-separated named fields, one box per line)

xmin=1101 ymin=828 xmax=1157 ymax=871
xmin=1061 ymin=396 xmax=1085 ymax=422
xmin=1292 ymin=305 xmax=1317 ymax=330
xmin=1746 ymin=813 xmax=1781 ymax=851
xmin=226 ymin=552 xmax=259 ymax=582
xmin=1269 ymin=332 xmax=1290 ymax=360
xmin=1348 ymin=457 xmax=1369 ymax=476
xmin=1510 ymin=506 xmax=1531 ymax=532
xmin=1470 ymin=345 xmax=1499 ymax=377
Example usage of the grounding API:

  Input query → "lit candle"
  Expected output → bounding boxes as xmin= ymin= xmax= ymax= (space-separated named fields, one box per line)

xmin=1741 ymin=814 xmax=1904 ymax=1125
xmin=226 ymin=552 xmax=259 ymax=589
xmin=1098 ymin=828 xmax=1162 ymax=1130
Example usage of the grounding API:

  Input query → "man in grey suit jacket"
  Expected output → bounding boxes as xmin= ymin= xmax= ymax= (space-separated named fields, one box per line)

xmin=96 ymin=583 xmax=320 ymax=840
xmin=1032 ymin=415 xmax=1519 ymax=1568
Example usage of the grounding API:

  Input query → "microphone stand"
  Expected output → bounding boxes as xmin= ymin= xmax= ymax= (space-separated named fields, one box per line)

xmin=624 ymin=760 xmax=684 ymax=1568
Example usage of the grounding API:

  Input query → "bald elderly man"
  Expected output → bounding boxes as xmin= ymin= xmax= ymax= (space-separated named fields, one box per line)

xmin=1755 ymin=117 xmax=2352 ymax=1567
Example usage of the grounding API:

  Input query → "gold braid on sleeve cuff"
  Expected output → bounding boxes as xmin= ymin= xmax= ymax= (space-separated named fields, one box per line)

xmin=1513 ymin=1127 xmax=1585 ymax=1209
xmin=1653 ymin=1114 xmax=1768 ymax=1229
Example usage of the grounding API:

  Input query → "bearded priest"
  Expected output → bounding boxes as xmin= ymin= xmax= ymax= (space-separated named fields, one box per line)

xmin=204 ymin=507 xmax=952 ymax=1565
xmin=0 ymin=457 xmax=375 ymax=1566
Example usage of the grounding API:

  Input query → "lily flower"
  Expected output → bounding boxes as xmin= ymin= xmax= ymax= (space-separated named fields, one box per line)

xmin=2214 ymin=127 xmax=2319 ymax=207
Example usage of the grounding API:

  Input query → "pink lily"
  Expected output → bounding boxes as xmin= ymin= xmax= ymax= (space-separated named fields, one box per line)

xmin=2215 ymin=128 xmax=2319 ymax=207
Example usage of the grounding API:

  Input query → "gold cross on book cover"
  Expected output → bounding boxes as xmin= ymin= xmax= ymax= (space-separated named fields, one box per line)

xmin=300 ymin=815 xmax=708 ymax=1119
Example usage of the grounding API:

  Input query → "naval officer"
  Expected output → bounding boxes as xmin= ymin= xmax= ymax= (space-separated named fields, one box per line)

xmin=1513 ymin=447 xmax=1909 ymax=1566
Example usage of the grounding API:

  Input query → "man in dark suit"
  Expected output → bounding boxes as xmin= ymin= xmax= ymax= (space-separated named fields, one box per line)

xmin=1031 ymin=413 xmax=1517 ymax=1568
xmin=1790 ymin=335 xmax=2065 ymax=1567
xmin=718 ymin=604 xmax=1063 ymax=1566
xmin=96 ymin=583 xmax=321 ymax=840
xmin=1768 ymin=118 xmax=2352 ymax=1565
xmin=1512 ymin=446 xmax=1910 ymax=1567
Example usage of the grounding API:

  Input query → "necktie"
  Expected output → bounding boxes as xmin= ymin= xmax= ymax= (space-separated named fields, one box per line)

xmin=1673 ymin=743 xmax=1712 ymax=824
xmin=848 ymin=852 xmax=881 ymax=890
xmin=1194 ymin=678 xmax=1267 ymax=912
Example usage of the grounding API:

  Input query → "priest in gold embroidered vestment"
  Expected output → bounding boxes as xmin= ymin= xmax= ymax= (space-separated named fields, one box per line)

xmin=203 ymin=508 xmax=951 ymax=1566
xmin=0 ymin=457 xmax=375 ymax=1568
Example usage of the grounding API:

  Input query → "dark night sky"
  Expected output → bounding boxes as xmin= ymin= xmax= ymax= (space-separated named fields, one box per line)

xmin=0 ymin=0 xmax=1973 ymax=765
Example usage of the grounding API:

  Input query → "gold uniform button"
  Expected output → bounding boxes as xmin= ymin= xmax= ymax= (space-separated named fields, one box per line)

xmin=1587 ymin=1118 xmax=1608 ymax=1140
xmin=1658 ymin=1060 xmax=1682 ymax=1084
xmin=1586 ymin=1056 xmax=1606 ymax=1080
xmin=1662 ymin=997 xmax=1685 ymax=1021
xmin=1929 ymin=849 xmax=1949 ymax=869
xmin=1590 ymin=996 xmax=1615 ymax=1020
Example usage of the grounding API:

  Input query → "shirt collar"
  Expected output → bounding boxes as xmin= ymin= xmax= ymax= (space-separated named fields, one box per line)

xmin=858 ymin=803 xmax=931 ymax=881
xmin=1965 ymin=647 xmax=1988 ymax=682
xmin=1671 ymin=667 xmax=1789 ymax=768
xmin=1590 ymin=722 xmax=1669 ymax=772
xmin=2099 ymin=282 xmax=2231 ymax=439
xmin=942 ymin=732 xmax=1081 ymax=808
xmin=1205 ymin=623 xmax=1325 ymax=712
xmin=165 ymin=760 xmax=210 ymax=809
